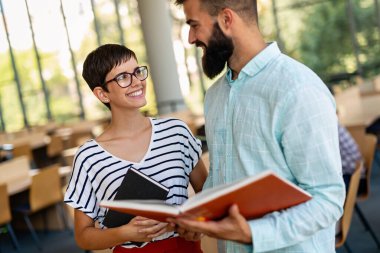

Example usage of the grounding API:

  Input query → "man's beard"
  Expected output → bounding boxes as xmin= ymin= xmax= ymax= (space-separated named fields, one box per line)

xmin=197 ymin=22 xmax=234 ymax=79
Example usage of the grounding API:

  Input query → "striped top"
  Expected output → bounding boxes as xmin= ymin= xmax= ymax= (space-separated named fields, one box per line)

xmin=64 ymin=117 xmax=202 ymax=248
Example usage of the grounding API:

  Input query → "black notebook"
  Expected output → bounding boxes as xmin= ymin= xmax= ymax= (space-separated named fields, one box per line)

xmin=102 ymin=167 xmax=169 ymax=228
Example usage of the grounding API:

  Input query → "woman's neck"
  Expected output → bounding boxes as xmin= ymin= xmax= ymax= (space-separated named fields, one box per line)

xmin=101 ymin=109 xmax=149 ymax=140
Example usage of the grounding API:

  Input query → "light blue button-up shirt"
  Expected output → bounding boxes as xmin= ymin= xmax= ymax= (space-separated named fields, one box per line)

xmin=204 ymin=42 xmax=345 ymax=253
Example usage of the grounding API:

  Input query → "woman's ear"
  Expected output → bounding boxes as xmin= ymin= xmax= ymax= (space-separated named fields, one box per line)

xmin=93 ymin=87 xmax=110 ymax=103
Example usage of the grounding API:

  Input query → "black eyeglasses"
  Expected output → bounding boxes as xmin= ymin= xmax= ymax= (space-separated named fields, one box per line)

xmin=103 ymin=66 xmax=148 ymax=88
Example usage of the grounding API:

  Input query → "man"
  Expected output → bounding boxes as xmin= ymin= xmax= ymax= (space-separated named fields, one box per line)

xmin=170 ymin=0 xmax=346 ymax=252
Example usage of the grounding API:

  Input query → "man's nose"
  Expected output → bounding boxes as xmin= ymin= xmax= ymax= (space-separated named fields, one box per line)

xmin=188 ymin=29 xmax=196 ymax=44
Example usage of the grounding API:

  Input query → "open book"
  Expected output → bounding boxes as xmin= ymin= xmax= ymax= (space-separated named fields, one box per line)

xmin=100 ymin=170 xmax=312 ymax=222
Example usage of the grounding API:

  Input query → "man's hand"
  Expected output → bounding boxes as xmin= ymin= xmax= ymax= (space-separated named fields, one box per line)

xmin=168 ymin=204 xmax=252 ymax=244
xmin=175 ymin=227 xmax=204 ymax=241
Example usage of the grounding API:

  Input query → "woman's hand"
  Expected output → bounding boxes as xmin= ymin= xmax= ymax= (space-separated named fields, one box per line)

xmin=120 ymin=216 xmax=171 ymax=242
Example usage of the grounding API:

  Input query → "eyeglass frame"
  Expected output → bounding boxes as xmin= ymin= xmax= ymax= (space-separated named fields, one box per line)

xmin=103 ymin=66 xmax=148 ymax=88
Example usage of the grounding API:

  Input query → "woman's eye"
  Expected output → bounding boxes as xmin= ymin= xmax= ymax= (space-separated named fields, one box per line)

xmin=117 ymin=74 xmax=128 ymax=81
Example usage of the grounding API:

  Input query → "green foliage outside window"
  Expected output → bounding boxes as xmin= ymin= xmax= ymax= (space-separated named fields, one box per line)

xmin=299 ymin=0 xmax=380 ymax=83
xmin=1 ymin=0 xmax=379 ymax=132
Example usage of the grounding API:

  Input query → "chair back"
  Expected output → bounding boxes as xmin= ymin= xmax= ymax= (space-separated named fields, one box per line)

xmin=30 ymin=164 xmax=62 ymax=212
xmin=356 ymin=134 xmax=377 ymax=200
xmin=336 ymin=161 xmax=362 ymax=248
xmin=356 ymin=134 xmax=377 ymax=170
xmin=346 ymin=126 xmax=378 ymax=200
xmin=12 ymin=142 xmax=34 ymax=162
xmin=346 ymin=124 xmax=366 ymax=147
xmin=70 ymin=132 xmax=93 ymax=147
xmin=362 ymin=133 xmax=377 ymax=166
xmin=0 ymin=184 xmax=11 ymax=225
xmin=47 ymin=135 xmax=64 ymax=157
xmin=0 ymin=156 xmax=30 ymax=187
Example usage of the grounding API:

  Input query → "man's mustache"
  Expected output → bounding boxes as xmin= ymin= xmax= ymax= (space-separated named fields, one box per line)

xmin=195 ymin=40 xmax=207 ymax=48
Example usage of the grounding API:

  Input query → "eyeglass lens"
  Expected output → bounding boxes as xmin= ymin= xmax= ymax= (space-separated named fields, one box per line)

xmin=116 ymin=66 xmax=148 ymax=87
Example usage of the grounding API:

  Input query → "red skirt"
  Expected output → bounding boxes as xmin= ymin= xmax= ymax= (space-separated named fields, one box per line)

xmin=113 ymin=237 xmax=202 ymax=253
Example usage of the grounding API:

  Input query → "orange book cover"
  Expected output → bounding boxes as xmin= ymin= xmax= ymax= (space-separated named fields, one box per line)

xmin=100 ymin=170 xmax=312 ymax=222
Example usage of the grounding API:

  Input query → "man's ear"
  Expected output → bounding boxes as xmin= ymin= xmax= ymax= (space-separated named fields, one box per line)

xmin=93 ymin=87 xmax=110 ymax=103
xmin=217 ymin=8 xmax=233 ymax=34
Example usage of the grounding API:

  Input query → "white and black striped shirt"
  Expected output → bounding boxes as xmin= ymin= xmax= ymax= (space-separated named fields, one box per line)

xmin=64 ymin=118 xmax=202 ymax=248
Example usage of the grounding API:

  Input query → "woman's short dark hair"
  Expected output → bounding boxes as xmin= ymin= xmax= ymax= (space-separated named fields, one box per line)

xmin=82 ymin=44 xmax=137 ymax=92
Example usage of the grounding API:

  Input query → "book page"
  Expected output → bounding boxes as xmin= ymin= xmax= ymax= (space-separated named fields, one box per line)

xmin=183 ymin=181 xmax=233 ymax=207
xmin=181 ymin=170 xmax=311 ymax=212
xmin=101 ymin=199 xmax=181 ymax=217
xmin=181 ymin=174 xmax=259 ymax=212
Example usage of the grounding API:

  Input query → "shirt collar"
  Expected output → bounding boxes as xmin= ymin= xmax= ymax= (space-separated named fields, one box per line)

xmin=226 ymin=42 xmax=281 ymax=83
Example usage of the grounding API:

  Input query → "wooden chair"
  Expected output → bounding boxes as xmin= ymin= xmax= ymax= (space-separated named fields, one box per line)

xmin=67 ymin=131 xmax=93 ymax=148
xmin=0 ymin=184 xmax=20 ymax=252
xmin=356 ymin=134 xmax=377 ymax=200
xmin=47 ymin=135 xmax=64 ymax=165
xmin=346 ymin=127 xmax=380 ymax=248
xmin=12 ymin=142 xmax=33 ymax=163
xmin=352 ymin=134 xmax=380 ymax=248
xmin=336 ymin=161 xmax=362 ymax=252
xmin=47 ymin=135 xmax=64 ymax=158
xmin=62 ymin=146 xmax=78 ymax=166
xmin=346 ymin=124 xmax=367 ymax=150
xmin=13 ymin=164 xmax=68 ymax=249
xmin=0 ymin=156 xmax=30 ymax=194
xmin=12 ymin=142 xmax=36 ymax=169
xmin=335 ymin=161 xmax=363 ymax=252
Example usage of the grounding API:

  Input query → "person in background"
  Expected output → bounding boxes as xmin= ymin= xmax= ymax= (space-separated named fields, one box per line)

xmin=64 ymin=44 xmax=207 ymax=253
xmin=338 ymin=123 xmax=364 ymax=188
xmin=169 ymin=0 xmax=346 ymax=252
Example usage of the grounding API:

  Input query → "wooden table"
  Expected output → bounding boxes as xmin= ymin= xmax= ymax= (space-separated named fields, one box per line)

xmin=2 ymin=162 xmax=73 ymax=231
xmin=0 ymin=157 xmax=72 ymax=196
xmin=54 ymin=119 xmax=102 ymax=148
xmin=0 ymin=132 xmax=50 ymax=150
xmin=335 ymin=86 xmax=380 ymax=127
xmin=0 ymin=132 xmax=53 ymax=169
xmin=8 ymin=166 xmax=71 ymax=196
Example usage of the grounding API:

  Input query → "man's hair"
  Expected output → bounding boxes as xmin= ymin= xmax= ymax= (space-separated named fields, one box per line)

xmin=82 ymin=44 xmax=137 ymax=92
xmin=174 ymin=0 xmax=258 ymax=23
